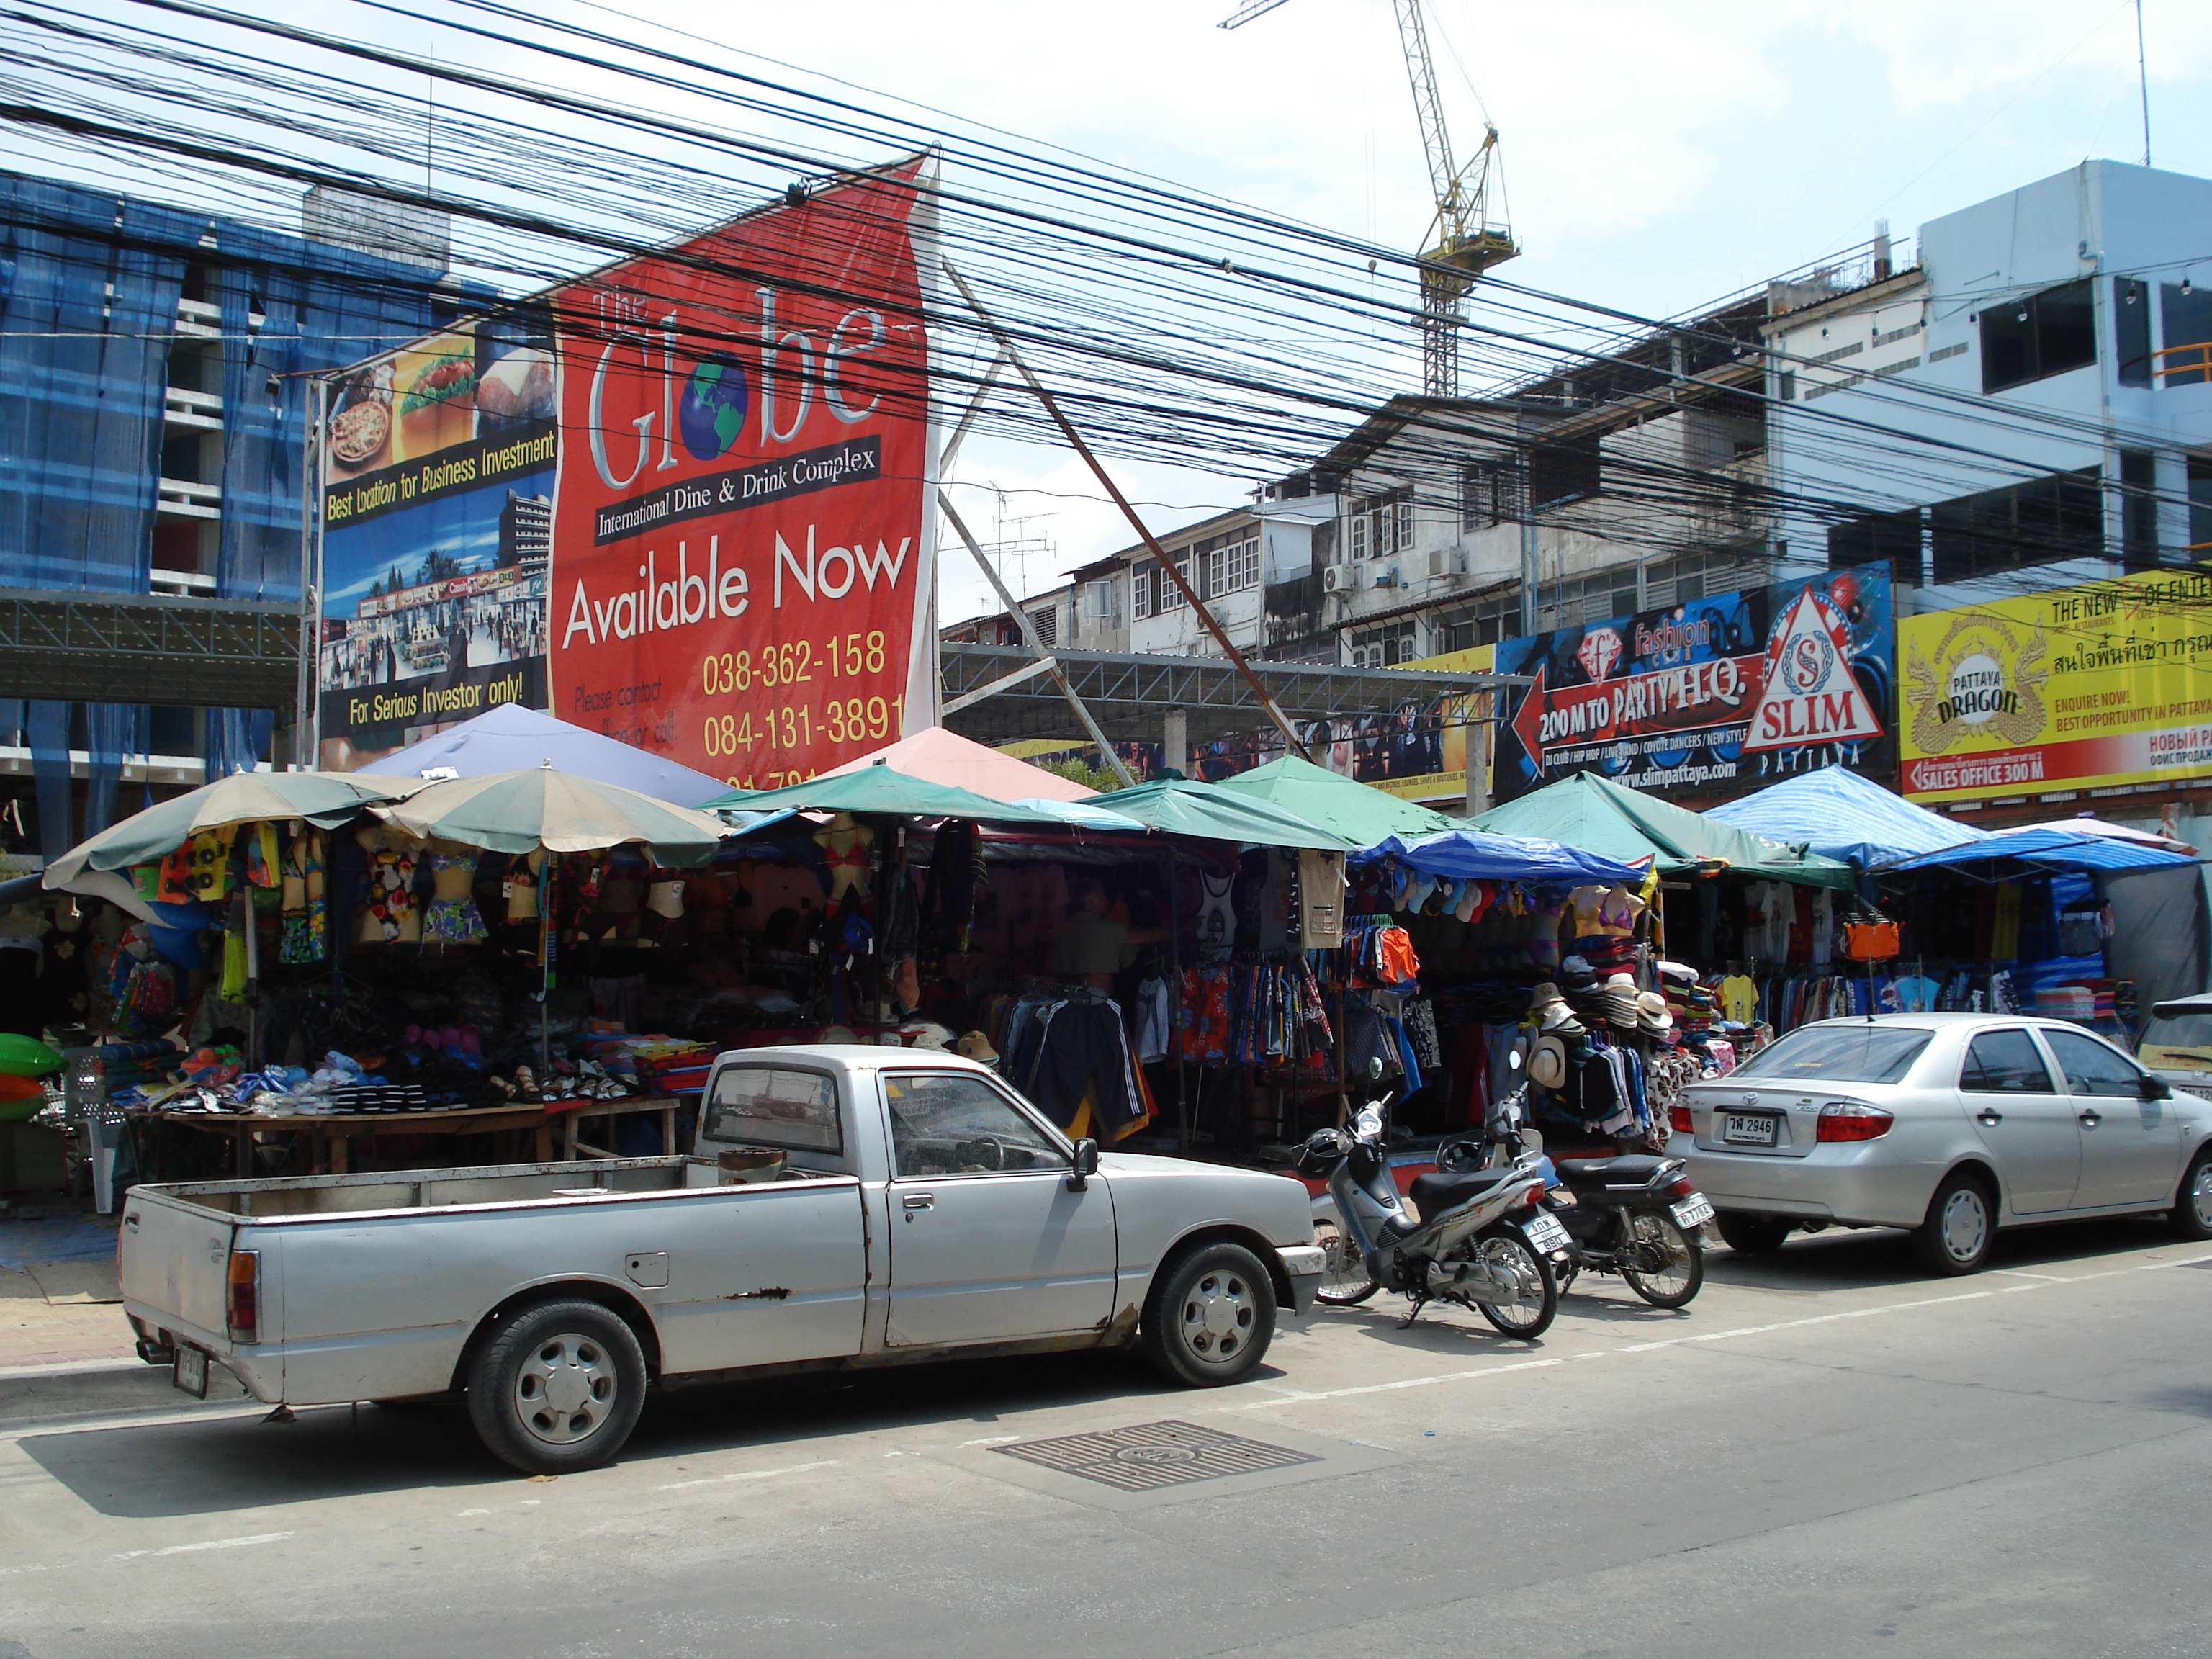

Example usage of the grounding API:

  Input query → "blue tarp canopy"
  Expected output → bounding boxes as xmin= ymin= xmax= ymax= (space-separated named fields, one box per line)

xmin=1704 ymin=766 xmax=1984 ymax=869
xmin=1884 ymin=826 xmax=2197 ymax=874
xmin=1362 ymin=830 xmax=1648 ymax=886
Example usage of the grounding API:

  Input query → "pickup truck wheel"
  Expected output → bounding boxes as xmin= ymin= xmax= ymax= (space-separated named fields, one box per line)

xmin=467 ymin=1300 xmax=645 ymax=1475
xmin=1141 ymin=1242 xmax=1276 ymax=1388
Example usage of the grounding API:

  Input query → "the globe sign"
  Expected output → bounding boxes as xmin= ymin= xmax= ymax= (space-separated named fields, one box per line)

xmin=678 ymin=356 xmax=750 ymax=462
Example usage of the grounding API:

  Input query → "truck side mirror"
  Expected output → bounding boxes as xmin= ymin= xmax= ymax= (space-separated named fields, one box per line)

xmin=1068 ymin=1138 xmax=1100 ymax=1190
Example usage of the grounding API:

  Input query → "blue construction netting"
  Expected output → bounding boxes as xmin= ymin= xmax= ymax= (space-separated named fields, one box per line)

xmin=0 ymin=170 xmax=482 ymax=840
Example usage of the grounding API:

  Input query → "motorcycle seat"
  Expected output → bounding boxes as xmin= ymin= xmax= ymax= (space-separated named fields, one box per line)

xmin=1408 ymin=1168 xmax=1517 ymax=1216
xmin=1553 ymin=1154 xmax=1669 ymax=1192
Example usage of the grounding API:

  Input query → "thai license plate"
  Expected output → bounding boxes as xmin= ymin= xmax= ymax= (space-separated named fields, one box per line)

xmin=1521 ymin=1211 xmax=1572 ymax=1254
xmin=171 ymin=1343 xmax=210 ymax=1400
xmin=1722 ymin=1112 xmax=1781 ymax=1147
xmin=1671 ymin=1194 xmax=1716 ymax=1229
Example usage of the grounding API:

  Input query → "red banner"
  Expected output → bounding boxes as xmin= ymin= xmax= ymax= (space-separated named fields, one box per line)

xmin=549 ymin=159 xmax=935 ymax=787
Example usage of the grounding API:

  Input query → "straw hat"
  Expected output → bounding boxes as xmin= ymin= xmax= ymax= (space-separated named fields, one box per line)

xmin=1636 ymin=991 xmax=1673 ymax=1037
xmin=1527 ymin=1032 xmax=1568 ymax=1090
xmin=955 ymin=1030 xmax=1000 ymax=1064
xmin=1602 ymin=971 xmax=1641 ymax=1031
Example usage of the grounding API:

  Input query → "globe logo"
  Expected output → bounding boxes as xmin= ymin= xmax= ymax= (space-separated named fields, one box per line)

xmin=678 ymin=355 xmax=750 ymax=461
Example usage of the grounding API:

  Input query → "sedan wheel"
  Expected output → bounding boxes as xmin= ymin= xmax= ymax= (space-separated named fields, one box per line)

xmin=2170 ymin=1146 xmax=2212 ymax=1241
xmin=1910 ymin=1172 xmax=1995 ymax=1275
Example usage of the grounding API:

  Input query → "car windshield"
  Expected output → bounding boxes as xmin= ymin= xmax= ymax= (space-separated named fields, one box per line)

xmin=1732 ymin=1024 xmax=1933 ymax=1085
xmin=2143 ymin=1011 xmax=2212 ymax=1053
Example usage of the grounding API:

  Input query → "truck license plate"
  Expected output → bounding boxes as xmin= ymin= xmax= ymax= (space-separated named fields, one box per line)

xmin=1521 ymin=1212 xmax=1572 ymax=1254
xmin=171 ymin=1344 xmax=210 ymax=1400
xmin=1671 ymin=1194 xmax=1716 ymax=1228
xmin=1722 ymin=1113 xmax=1780 ymax=1146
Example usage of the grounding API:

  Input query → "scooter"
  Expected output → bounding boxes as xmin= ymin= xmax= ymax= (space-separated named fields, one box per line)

xmin=1297 ymin=1096 xmax=1573 ymax=1339
xmin=1542 ymin=1154 xmax=1712 ymax=1308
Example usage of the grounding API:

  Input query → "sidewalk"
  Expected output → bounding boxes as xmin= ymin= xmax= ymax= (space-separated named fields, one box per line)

xmin=1 ymin=1209 xmax=138 ymax=1372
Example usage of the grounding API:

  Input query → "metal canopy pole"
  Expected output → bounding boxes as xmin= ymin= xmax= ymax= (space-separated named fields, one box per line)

xmin=937 ymin=491 xmax=1136 ymax=787
xmin=940 ymin=260 xmax=1313 ymax=763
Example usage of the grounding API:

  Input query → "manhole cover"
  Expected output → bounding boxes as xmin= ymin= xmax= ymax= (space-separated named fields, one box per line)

xmin=994 ymin=1420 xmax=1317 ymax=1492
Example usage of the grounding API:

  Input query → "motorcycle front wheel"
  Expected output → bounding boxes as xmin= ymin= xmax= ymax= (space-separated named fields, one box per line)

xmin=1620 ymin=1213 xmax=1704 ymax=1309
xmin=1311 ymin=1215 xmax=1381 ymax=1306
xmin=1465 ymin=1230 xmax=1557 ymax=1340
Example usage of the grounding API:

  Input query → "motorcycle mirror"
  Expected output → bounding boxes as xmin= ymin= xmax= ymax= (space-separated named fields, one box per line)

xmin=1367 ymin=1056 xmax=1385 ymax=1081
xmin=1354 ymin=1107 xmax=1383 ymax=1139
xmin=1508 ymin=1048 xmax=1522 ymax=1071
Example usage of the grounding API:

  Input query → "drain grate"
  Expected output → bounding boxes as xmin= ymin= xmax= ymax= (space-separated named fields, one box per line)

xmin=993 ymin=1419 xmax=1318 ymax=1493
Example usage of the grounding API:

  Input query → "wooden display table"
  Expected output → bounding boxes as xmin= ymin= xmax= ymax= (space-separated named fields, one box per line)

xmin=552 ymin=1094 xmax=685 ymax=1161
xmin=159 ymin=1102 xmax=556 ymax=1177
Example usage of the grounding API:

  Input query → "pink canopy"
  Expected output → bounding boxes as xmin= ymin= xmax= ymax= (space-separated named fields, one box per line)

xmin=819 ymin=726 xmax=1096 ymax=804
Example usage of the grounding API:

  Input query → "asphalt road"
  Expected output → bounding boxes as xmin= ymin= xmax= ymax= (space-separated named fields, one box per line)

xmin=5 ymin=1217 xmax=2211 ymax=1659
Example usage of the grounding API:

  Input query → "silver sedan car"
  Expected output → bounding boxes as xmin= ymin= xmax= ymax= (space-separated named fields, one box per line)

xmin=1673 ymin=1014 xmax=2212 ymax=1274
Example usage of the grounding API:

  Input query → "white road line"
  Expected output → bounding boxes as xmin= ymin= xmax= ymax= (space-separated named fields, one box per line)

xmin=655 ymin=1458 xmax=840 ymax=1491
xmin=112 ymin=1532 xmax=292 ymax=1559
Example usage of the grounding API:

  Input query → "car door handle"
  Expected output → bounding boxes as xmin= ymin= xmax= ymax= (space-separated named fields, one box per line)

xmin=1975 ymin=1110 xmax=2004 ymax=1126
xmin=2078 ymin=1109 xmax=2102 ymax=1128
xmin=902 ymin=1192 xmax=934 ymax=1210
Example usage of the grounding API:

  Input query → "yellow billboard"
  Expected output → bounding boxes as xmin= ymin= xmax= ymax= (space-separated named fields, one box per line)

xmin=1899 ymin=567 xmax=2212 ymax=802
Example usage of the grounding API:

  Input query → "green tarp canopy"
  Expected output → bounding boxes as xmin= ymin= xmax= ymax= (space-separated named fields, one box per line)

xmin=703 ymin=761 xmax=1061 ymax=825
xmin=1215 ymin=755 xmax=1460 ymax=850
xmin=1088 ymin=778 xmax=1358 ymax=852
xmin=1471 ymin=772 xmax=1856 ymax=889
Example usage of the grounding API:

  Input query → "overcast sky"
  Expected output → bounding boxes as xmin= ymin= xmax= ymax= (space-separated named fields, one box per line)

xmin=624 ymin=0 xmax=2211 ymax=622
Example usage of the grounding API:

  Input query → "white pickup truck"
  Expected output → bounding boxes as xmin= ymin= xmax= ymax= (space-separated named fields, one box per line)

xmin=120 ymin=1046 xmax=1324 ymax=1473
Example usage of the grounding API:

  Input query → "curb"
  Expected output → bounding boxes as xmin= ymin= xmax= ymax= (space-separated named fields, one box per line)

xmin=0 ymin=1356 xmax=251 ymax=1431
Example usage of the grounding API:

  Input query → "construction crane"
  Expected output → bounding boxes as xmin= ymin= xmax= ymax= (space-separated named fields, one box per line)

xmin=1219 ymin=0 xmax=1518 ymax=396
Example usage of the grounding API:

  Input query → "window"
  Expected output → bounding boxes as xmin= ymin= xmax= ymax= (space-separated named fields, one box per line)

xmin=1346 ymin=511 xmax=1370 ymax=561
xmin=1344 ymin=492 xmax=1409 ymax=560
xmin=1461 ymin=462 xmax=1501 ymax=529
xmin=1827 ymin=509 xmax=1921 ymax=579
xmin=2041 ymin=1030 xmax=2146 ymax=1099
xmin=1733 ymin=1025 xmax=1932 ymax=1084
xmin=1130 ymin=562 xmax=1153 ymax=619
xmin=1393 ymin=497 xmax=1416 ymax=554
xmin=1156 ymin=558 xmax=1189 ymax=610
xmin=1349 ymin=624 xmax=1417 ymax=668
xmin=1928 ymin=469 xmax=2103 ymax=584
xmin=1028 ymin=605 xmax=1057 ymax=646
xmin=1979 ymin=280 xmax=2096 ymax=393
xmin=882 ymin=1073 xmax=1064 ymax=1177
xmin=1959 ymin=1030 xmax=2056 ymax=1093
xmin=704 ymin=1066 xmax=841 ymax=1153
xmin=2163 ymin=282 xmax=2212 ymax=386
xmin=2191 ymin=457 xmax=2212 ymax=557
xmin=2116 ymin=277 xmax=2152 ymax=387
xmin=1197 ymin=532 xmax=1259 ymax=599
xmin=1529 ymin=436 xmax=1601 ymax=510
xmin=1087 ymin=577 xmax=1120 ymax=620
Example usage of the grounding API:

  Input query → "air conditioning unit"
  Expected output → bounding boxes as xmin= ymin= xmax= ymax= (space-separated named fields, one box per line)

xmin=1429 ymin=547 xmax=1470 ymax=579
xmin=1322 ymin=565 xmax=1356 ymax=593
xmin=1373 ymin=565 xmax=1402 ymax=589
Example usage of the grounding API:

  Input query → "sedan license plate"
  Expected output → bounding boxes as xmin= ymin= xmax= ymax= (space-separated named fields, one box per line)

xmin=171 ymin=1343 xmax=210 ymax=1400
xmin=1671 ymin=1193 xmax=1715 ymax=1229
xmin=1722 ymin=1112 xmax=1780 ymax=1147
xmin=1521 ymin=1212 xmax=1572 ymax=1254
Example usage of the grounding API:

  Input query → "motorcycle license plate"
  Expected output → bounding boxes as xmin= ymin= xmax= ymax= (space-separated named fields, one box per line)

xmin=1521 ymin=1212 xmax=1572 ymax=1254
xmin=1671 ymin=1194 xmax=1715 ymax=1229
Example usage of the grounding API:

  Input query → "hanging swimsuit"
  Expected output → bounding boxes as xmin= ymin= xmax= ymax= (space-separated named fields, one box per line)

xmin=421 ymin=850 xmax=487 ymax=946
xmin=279 ymin=828 xmax=328 ymax=963
xmin=1194 ymin=873 xmax=1235 ymax=948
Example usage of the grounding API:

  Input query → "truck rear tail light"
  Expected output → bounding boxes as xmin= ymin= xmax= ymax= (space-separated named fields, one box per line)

xmin=1668 ymin=1105 xmax=1693 ymax=1133
xmin=1816 ymin=1102 xmax=1894 ymax=1142
xmin=226 ymin=1249 xmax=259 ymax=1344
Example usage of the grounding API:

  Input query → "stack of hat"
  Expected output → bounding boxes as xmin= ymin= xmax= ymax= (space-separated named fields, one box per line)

xmin=1600 ymin=973 xmax=1642 ymax=1036
xmin=1524 ymin=981 xmax=1582 ymax=1092
xmin=1636 ymin=990 xmax=1674 ymax=1040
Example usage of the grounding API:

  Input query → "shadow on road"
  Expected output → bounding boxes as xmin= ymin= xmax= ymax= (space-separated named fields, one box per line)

xmin=1704 ymin=1213 xmax=2183 ymax=1293
xmin=16 ymin=1346 xmax=1284 ymax=1518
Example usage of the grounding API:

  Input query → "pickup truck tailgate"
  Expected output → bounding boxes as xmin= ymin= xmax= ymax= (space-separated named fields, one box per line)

xmin=120 ymin=1190 xmax=235 ymax=1344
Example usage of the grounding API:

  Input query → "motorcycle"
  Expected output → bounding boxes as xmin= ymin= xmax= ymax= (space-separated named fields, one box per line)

xmin=1297 ymin=1097 xmax=1573 ymax=1339
xmin=1539 ymin=1153 xmax=1712 ymax=1309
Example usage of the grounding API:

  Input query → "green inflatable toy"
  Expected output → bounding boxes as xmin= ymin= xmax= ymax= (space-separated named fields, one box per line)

xmin=0 ymin=1033 xmax=63 ymax=1077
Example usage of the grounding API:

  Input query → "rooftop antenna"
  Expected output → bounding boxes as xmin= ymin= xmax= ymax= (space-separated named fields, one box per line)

xmin=2136 ymin=0 xmax=2152 ymax=167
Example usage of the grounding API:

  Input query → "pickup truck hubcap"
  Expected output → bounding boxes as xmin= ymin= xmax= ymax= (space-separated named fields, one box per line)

xmin=1941 ymin=1188 xmax=1989 ymax=1262
xmin=1181 ymin=1270 xmax=1253 ymax=1361
xmin=514 ymin=1334 xmax=615 ymax=1444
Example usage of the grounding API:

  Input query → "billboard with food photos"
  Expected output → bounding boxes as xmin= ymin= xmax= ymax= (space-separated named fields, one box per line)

xmin=316 ymin=156 xmax=938 ymax=782
xmin=316 ymin=316 xmax=558 ymax=767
